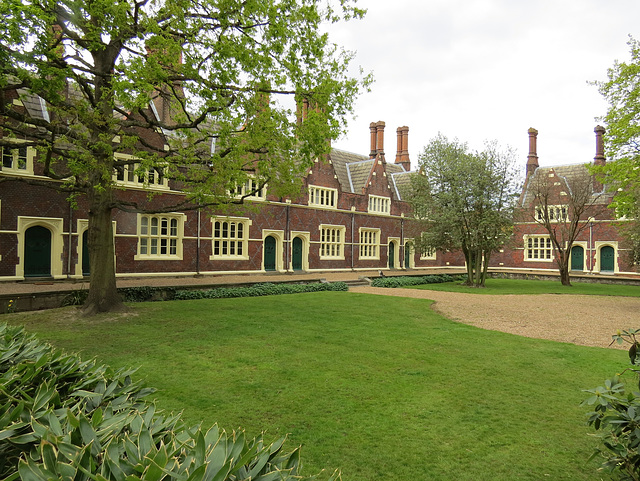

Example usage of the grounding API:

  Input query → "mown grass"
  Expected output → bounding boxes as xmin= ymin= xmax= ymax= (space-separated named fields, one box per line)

xmin=408 ymin=277 xmax=640 ymax=296
xmin=3 ymin=291 xmax=629 ymax=481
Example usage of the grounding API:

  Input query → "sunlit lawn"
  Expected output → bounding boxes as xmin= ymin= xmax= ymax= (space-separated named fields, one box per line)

xmin=4 ymin=290 xmax=628 ymax=481
xmin=409 ymin=277 xmax=640 ymax=296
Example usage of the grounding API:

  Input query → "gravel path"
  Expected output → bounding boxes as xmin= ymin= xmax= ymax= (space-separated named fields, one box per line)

xmin=349 ymin=286 xmax=640 ymax=348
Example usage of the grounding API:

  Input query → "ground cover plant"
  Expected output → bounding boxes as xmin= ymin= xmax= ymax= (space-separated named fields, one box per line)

xmin=406 ymin=277 xmax=640 ymax=296
xmin=2 ymin=292 xmax=625 ymax=481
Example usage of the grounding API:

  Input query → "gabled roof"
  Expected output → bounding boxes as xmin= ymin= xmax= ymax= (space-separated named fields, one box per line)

xmin=329 ymin=148 xmax=369 ymax=193
xmin=521 ymin=163 xmax=610 ymax=206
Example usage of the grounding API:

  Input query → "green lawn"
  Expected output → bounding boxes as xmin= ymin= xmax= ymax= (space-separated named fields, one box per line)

xmin=3 ymin=291 xmax=629 ymax=481
xmin=409 ymin=277 xmax=640 ymax=296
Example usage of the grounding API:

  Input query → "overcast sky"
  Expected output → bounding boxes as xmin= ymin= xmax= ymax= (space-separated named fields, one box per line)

xmin=326 ymin=0 xmax=640 ymax=170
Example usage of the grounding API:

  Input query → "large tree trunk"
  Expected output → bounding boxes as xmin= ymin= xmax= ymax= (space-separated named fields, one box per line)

xmin=82 ymin=188 xmax=125 ymax=315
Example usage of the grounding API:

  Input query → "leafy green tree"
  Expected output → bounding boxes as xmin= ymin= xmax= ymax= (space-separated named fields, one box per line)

xmin=0 ymin=0 xmax=369 ymax=315
xmin=594 ymin=35 xmax=640 ymax=264
xmin=408 ymin=134 xmax=519 ymax=287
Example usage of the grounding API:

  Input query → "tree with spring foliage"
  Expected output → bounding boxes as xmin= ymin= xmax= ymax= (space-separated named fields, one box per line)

xmin=408 ymin=134 xmax=519 ymax=287
xmin=0 ymin=0 xmax=370 ymax=315
xmin=593 ymin=35 xmax=640 ymax=265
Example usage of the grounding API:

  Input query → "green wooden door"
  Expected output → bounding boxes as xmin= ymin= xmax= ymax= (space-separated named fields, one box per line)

xmin=24 ymin=225 xmax=51 ymax=277
xmin=292 ymin=237 xmax=303 ymax=270
xmin=264 ymin=235 xmax=276 ymax=271
xmin=82 ymin=230 xmax=90 ymax=276
xmin=601 ymin=246 xmax=615 ymax=272
xmin=404 ymin=242 xmax=412 ymax=269
xmin=570 ymin=245 xmax=584 ymax=271
xmin=388 ymin=242 xmax=395 ymax=269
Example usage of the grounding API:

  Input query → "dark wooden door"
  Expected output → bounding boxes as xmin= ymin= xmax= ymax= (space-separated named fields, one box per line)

xmin=24 ymin=226 xmax=51 ymax=277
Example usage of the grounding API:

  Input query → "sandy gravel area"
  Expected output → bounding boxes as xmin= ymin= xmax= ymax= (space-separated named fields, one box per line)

xmin=349 ymin=286 xmax=640 ymax=349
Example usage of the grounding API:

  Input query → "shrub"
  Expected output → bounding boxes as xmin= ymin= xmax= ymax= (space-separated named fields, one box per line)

xmin=371 ymin=274 xmax=464 ymax=288
xmin=174 ymin=282 xmax=348 ymax=300
xmin=583 ymin=329 xmax=640 ymax=480
xmin=0 ymin=323 xmax=338 ymax=481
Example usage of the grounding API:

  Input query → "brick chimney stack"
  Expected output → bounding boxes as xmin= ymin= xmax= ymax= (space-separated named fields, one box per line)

xmin=369 ymin=122 xmax=378 ymax=159
xmin=395 ymin=126 xmax=411 ymax=171
xmin=526 ymin=127 xmax=539 ymax=178
xmin=594 ymin=125 xmax=606 ymax=167
xmin=375 ymin=121 xmax=385 ymax=162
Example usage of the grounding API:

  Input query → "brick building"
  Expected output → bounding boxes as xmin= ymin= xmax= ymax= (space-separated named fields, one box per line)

xmin=0 ymin=76 xmax=635 ymax=281
xmin=491 ymin=126 xmax=636 ymax=276
xmin=0 ymin=80 xmax=456 ymax=280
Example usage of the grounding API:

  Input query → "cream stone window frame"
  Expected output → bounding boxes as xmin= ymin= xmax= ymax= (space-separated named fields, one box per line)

xmin=1 ymin=143 xmax=35 ymax=175
xmin=524 ymin=234 xmax=553 ymax=262
xmin=368 ymin=195 xmax=391 ymax=215
xmin=135 ymin=213 xmax=185 ymax=260
xmin=16 ymin=216 xmax=65 ymax=279
xmin=309 ymin=185 xmax=338 ymax=209
xmin=419 ymin=234 xmax=436 ymax=260
xmin=230 ymin=177 xmax=267 ymax=201
xmin=359 ymin=228 xmax=380 ymax=260
xmin=113 ymin=153 xmax=169 ymax=190
xmin=535 ymin=205 xmax=569 ymax=223
xmin=210 ymin=216 xmax=251 ymax=260
xmin=319 ymin=224 xmax=345 ymax=259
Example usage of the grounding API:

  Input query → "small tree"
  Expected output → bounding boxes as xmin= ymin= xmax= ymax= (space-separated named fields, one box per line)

xmin=0 ymin=0 xmax=369 ymax=315
xmin=524 ymin=168 xmax=607 ymax=286
xmin=408 ymin=134 xmax=519 ymax=287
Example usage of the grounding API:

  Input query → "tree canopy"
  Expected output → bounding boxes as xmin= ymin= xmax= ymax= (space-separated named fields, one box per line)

xmin=408 ymin=134 xmax=520 ymax=287
xmin=0 ymin=0 xmax=370 ymax=314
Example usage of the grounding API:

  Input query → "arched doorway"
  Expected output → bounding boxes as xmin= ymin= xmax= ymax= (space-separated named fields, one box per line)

xmin=264 ymin=235 xmax=276 ymax=271
xmin=600 ymin=246 xmax=615 ymax=272
xmin=82 ymin=230 xmax=91 ymax=276
xmin=570 ymin=245 xmax=584 ymax=271
xmin=292 ymin=237 xmax=303 ymax=271
xmin=388 ymin=241 xmax=395 ymax=269
xmin=404 ymin=242 xmax=413 ymax=269
xmin=24 ymin=225 xmax=52 ymax=277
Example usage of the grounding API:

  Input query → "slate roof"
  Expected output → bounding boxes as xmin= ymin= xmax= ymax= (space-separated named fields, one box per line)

xmin=521 ymin=164 xmax=610 ymax=206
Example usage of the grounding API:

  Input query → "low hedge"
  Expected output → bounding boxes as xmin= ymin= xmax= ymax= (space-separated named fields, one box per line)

xmin=173 ymin=282 xmax=348 ymax=300
xmin=371 ymin=274 xmax=465 ymax=288
xmin=0 ymin=323 xmax=338 ymax=481
xmin=61 ymin=282 xmax=348 ymax=306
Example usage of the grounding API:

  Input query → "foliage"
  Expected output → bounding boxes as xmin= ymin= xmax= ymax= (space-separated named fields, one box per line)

xmin=173 ymin=281 xmax=347 ymax=300
xmin=594 ymin=35 xmax=640 ymax=265
xmin=0 ymin=0 xmax=370 ymax=314
xmin=0 ymin=323 xmax=337 ymax=481
xmin=407 ymin=134 xmax=520 ymax=287
xmin=370 ymin=274 xmax=464 ymax=288
xmin=583 ymin=329 xmax=640 ymax=481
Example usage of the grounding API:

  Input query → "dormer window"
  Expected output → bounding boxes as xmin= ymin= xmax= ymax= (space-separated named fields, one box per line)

xmin=368 ymin=195 xmax=390 ymax=215
xmin=1 ymin=145 xmax=34 ymax=175
xmin=309 ymin=185 xmax=337 ymax=209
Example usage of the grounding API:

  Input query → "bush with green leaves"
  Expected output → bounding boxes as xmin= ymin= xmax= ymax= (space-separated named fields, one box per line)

xmin=0 ymin=323 xmax=338 ymax=481
xmin=370 ymin=274 xmax=464 ymax=288
xmin=173 ymin=282 xmax=348 ymax=300
xmin=583 ymin=329 xmax=640 ymax=481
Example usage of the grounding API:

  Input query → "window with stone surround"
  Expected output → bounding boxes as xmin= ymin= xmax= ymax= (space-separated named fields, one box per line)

xmin=359 ymin=228 xmax=380 ymax=259
xmin=114 ymin=154 xmax=169 ymax=190
xmin=524 ymin=235 xmax=553 ymax=261
xmin=309 ymin=185 xmax=337 ymax=209
xmin=368 ymin=195 xmax=390 ymax=215
xmin=320 ymin=224 xmax=345 ymax=259
xmin=136 ymin=214 xmax=184 ymax=259
xmin=211 ymin=217 xmax=250 ymax=259
xmin=1 ymin=145 xmax=34 ymax=175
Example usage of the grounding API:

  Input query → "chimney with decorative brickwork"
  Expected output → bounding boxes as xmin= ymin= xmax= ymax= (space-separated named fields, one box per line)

xmin=526 ymin=127 xmax=539 ymax=178
xmin=395 ymin=126 xmax=410 ymax=171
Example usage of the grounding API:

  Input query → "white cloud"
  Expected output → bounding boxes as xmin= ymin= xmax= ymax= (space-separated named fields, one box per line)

xmin=328 ymin=0 xmax=640 ymax=169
